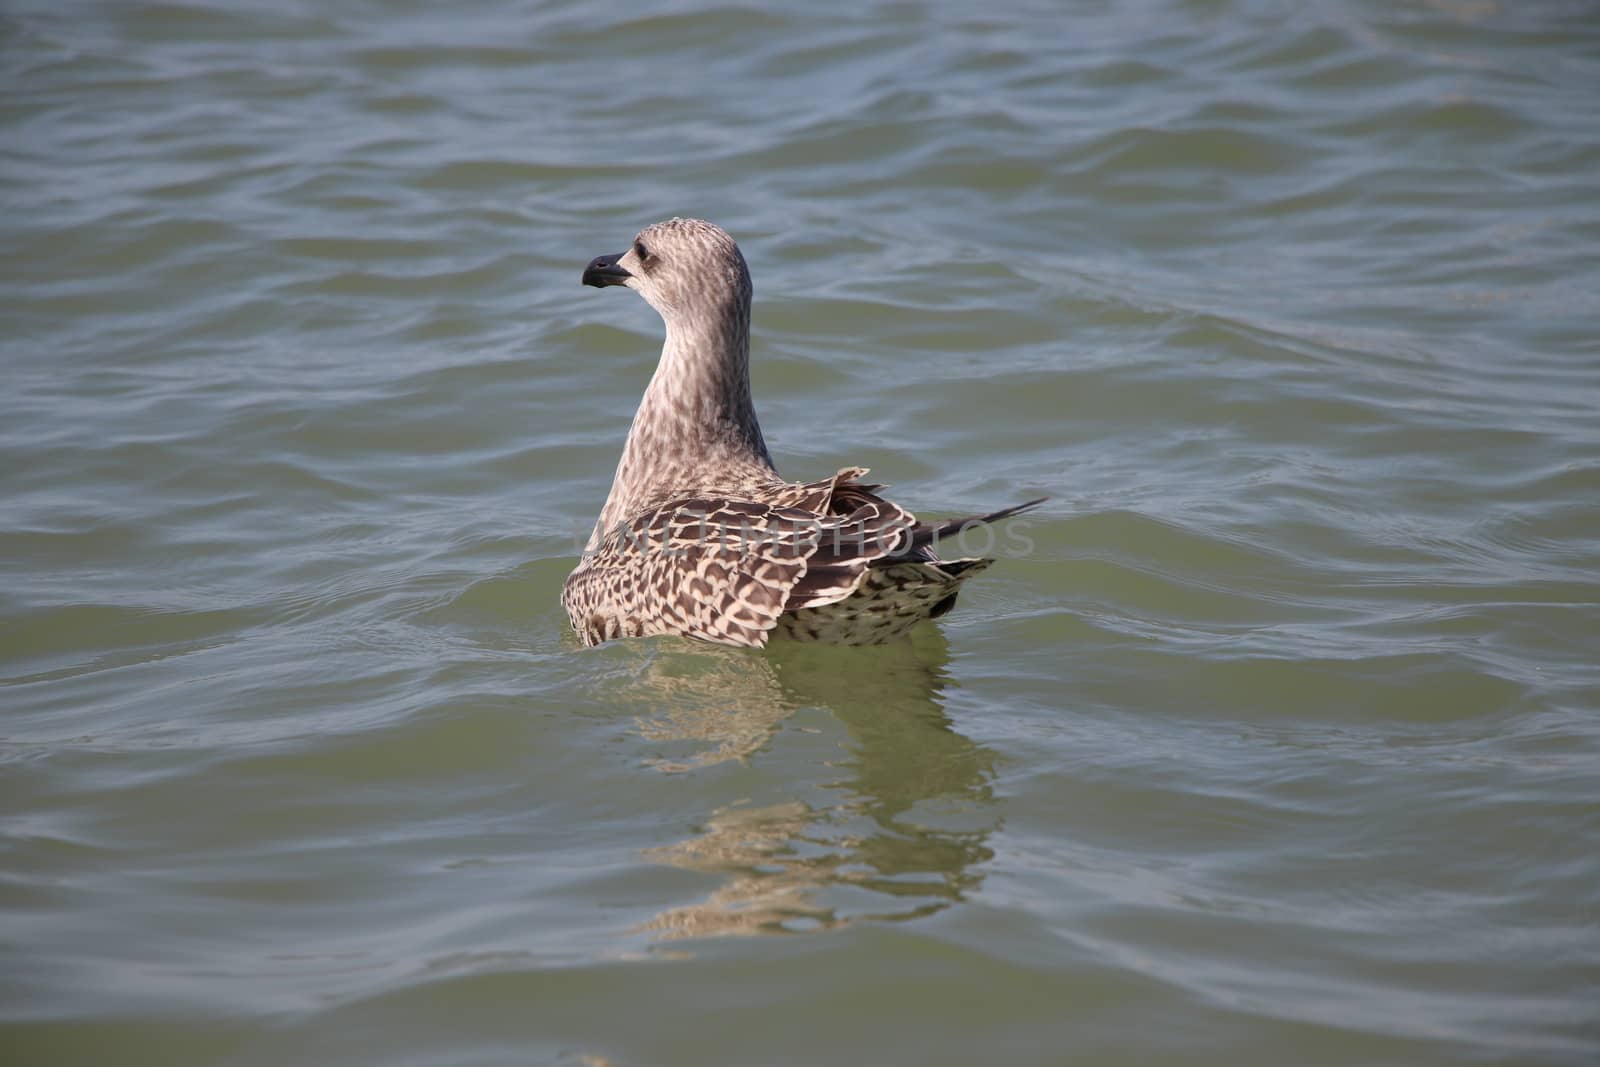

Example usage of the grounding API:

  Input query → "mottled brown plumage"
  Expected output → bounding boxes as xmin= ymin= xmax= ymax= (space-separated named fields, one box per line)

xmin=563 ymin=218 xmax=1041 ymax=649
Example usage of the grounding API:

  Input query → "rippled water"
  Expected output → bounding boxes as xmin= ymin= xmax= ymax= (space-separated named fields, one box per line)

xmin=4 ymin=1 xmax=1598 ymax=1064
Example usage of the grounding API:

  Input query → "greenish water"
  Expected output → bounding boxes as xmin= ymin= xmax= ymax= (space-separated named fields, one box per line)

xmin=4 ymin=1 xmax=1598 ymax=1064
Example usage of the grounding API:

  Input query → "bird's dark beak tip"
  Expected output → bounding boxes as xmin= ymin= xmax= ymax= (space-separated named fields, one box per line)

xmin=582 ymin=252 xmax=631 ymax=288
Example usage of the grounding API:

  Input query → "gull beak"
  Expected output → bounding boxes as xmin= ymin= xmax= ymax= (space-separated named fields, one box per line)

xmin=582 ymin=252 xmax=632 ymax=288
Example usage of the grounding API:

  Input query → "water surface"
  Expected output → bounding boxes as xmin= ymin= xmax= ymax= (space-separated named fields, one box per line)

xmin=3 ymin=1 xmax=1598 ymax=1064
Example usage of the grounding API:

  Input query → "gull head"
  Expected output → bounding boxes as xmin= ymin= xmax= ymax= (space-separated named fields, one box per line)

xmin=582 ymin=217 xmax=751 ymax=322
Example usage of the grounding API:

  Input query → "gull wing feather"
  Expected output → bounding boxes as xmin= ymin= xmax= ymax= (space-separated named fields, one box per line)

xmin=562 ymin=468 xmax=918 ymax=647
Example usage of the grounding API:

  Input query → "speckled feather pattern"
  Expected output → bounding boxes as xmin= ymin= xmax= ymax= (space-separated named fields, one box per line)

xmin=564 ymin=218 xmax=1037 ymax=649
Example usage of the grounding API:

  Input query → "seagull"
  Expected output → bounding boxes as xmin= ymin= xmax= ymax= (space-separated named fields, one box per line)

xmin=562 ymin=218 xmax=1042 ymax=648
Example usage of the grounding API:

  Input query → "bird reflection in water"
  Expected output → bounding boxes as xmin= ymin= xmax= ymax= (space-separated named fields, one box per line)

xmin=616 ymin=628 xmax=998 ymax=939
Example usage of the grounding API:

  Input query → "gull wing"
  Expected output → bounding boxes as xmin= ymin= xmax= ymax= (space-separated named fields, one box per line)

xmin=562 ymin=468 xmax=909 ymax=648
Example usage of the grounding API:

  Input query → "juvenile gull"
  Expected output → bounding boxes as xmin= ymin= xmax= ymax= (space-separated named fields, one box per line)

xmin=563 ymin=218 xmax=1042 ymax=648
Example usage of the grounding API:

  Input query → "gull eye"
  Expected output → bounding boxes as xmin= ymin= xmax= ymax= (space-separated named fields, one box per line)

xmin=633 ymin=240 xmax=650 ymax=262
